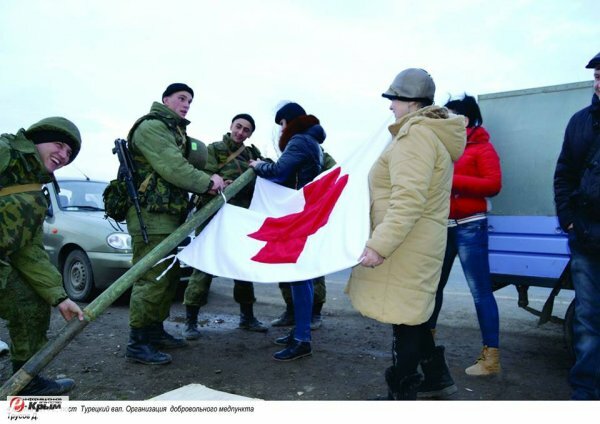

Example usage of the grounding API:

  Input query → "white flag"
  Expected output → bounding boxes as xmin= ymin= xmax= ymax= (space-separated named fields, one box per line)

xmin=177 ymin=130 xmax=391 ymax=283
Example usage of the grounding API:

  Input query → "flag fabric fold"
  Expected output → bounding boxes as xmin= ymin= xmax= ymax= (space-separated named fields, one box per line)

xmin=177 ymin=130 xmax=391 ymax=283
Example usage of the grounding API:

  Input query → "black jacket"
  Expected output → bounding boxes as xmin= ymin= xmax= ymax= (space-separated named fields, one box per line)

xmin=554 ymin=94 xmax=600 ymax=248
xmin=254 ymin=124 xmax=325 ymax=189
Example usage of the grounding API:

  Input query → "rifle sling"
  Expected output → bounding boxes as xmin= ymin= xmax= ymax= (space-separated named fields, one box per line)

xmin=219 ymin=145 xmax=246 ymax=171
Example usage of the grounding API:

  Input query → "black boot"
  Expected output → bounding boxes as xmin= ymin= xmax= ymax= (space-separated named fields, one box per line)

xmin=12 ymin=361 xmax=75 ymax=396
xmin=126 ymin=327 xmax=172 ymax=365
xmin=239 ymin=303 xmax=268 ymax=332
xmin=311 ymin=302 xmax=324 ymax=330
xmin=183 ymin=305 xmax=201 ymax=340
xmin=417 ymin=345 xmax=457 ymax=399
xmin=385 ymin=366 xmax=423 ymax=400
xmin=147 ymin=322 xmax=187 ymax=349
xmin=271 ymin=304 xmax=295 ymax=327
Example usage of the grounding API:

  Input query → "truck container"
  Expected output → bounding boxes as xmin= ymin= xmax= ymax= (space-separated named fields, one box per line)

xmin=478 ymin=80 xmax=594 ymax=351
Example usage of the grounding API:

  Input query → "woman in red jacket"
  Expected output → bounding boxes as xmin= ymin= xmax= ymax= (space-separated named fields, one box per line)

xmin=419 ymin=94 xmax=502 ymax=398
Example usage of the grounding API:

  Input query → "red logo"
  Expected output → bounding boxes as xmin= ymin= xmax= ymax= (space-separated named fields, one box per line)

xmin=9 ymin=397 xmax=25 ymax=412
xmin=248 ymin=167 xmax=349 ymax=263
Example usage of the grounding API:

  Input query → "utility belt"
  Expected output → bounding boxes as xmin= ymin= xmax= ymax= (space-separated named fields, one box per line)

xmin=447 ymin=213 xmax=487 ymax=228
xmin=0 ymin=183 xmax=42 ymax=197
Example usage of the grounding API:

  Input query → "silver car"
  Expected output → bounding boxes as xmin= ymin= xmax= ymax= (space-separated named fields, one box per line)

xmin=43 ymin=179 xmax=132 ymax=301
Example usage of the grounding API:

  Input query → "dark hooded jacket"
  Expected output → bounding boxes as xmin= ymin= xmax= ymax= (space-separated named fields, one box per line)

xmin=253 ymin=115 xmax=325 ymax=189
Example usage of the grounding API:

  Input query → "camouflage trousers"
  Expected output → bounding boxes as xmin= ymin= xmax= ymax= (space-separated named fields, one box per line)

xmin=183 ymin=270 xmax=256 ymax=307
xmin=280 ymin=276 xmax=326 ymax=306
xmin=0 ymin=267 xmax=51 ymax=363
xmin=129 ymin=234 xmax=181 ymax=329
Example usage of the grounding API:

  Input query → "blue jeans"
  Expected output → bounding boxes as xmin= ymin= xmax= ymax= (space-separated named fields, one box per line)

xmin=291 ymin=279 xmax=314 ymax=342
xmin=428 ymin=219 xmax=500 ymax=348
xmin=568 ymin=243 xmax=600 ymax=400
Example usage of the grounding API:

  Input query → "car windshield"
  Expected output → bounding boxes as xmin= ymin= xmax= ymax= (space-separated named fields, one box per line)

xmin=58 ymin=181 xmax=107 ymax=211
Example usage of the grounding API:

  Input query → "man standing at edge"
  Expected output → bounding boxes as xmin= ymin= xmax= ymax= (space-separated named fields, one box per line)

xmin=126 ymin=83 xmax=225 ymax=365
xmin=183 ymin=113 xmax=269 ymax=338
xmin=554 ymin=51 xmax=600 ymax=400
xmin=1 ymin=117 xmax=84 ymax=395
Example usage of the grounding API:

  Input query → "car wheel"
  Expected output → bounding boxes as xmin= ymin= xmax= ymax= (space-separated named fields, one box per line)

xmin=63 ymin=249 xmax=95 ymax=302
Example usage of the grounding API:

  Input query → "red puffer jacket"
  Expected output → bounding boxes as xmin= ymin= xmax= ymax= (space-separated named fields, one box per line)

xmin=449 ymin=126 xmax=502 ymax=219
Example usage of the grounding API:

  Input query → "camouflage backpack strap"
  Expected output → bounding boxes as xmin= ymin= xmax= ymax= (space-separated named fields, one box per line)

xmin=0 ymin=183 xmax=42 ymax=197
xmin=126 ymin=113 xmax=183 ymax=194
xmin=217 ymin=144 xmax=246 ymax=171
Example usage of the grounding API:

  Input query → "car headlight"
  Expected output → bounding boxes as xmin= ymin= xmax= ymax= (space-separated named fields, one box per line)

xmin=106 ymin=233 xmax=132 ymax=250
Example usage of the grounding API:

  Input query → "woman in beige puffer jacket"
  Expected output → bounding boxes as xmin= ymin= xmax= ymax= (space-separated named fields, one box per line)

xmin=346 ymin=68 xmax=465 ymax=399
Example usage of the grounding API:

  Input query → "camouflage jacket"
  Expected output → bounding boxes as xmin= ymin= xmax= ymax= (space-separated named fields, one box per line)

xmin=204 ymin=133 xmax=263 ymax=208
xmin=127 ymin=102 xmax=213 ymax=234
xmin=322 ymin=149 xmax=337 ymax=171
xmin=0 ymin=130 xmax=68 ymax=305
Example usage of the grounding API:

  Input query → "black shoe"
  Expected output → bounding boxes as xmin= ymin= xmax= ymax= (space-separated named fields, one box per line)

xmin=239 ymin=315 xmax=268 ymax=333
xmin=310 ymin=314 xmax=323 ymax=330
xmin=273 ymin=339 xmax=312 ymax=361
xmin=182 ymin=323 xmax=201 ymax=340
xmin=274 ymin=329 xmax=294 ymax=346
xmin=148 ymin=323 xmax=187 ymax=349
xmin=183 ymin=306 xmax=202 ymax=340
xmin=18 ymin=375 xmax=75 ymax=396
xmin=385 ymin=367 xmax=423 ymax=400
xmin=417 ymin=346 xmax=457 ymax=399
xmin=271 ymin=309 xmax=295 ymax=327
xmin=126 ymin=328 xmax=172 ymax=365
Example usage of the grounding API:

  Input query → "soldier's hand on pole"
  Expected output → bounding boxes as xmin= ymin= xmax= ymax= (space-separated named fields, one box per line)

xmin=57 ymin=299 xmax=84 ymax=322
xmin=209 ymin=174 xmax=226 ymax=192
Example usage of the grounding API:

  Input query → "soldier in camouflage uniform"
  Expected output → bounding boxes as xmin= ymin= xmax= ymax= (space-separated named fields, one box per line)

xmin=125 ymin=83 xmax=226 ymax=365
xmin=270 ymin=150 xmax=337 ymax=330
xmin=183 ymin=114 xmax=269 ymax=339
xmin=0 ymin=117 xmax=85 ymax=395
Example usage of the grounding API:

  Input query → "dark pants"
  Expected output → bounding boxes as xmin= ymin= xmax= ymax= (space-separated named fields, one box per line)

xmin=392 ymin=323 xmax=435 ymax=377
xmin=183 ymin=270 xmax=256 ymax=307
xmin=568 ymin=243 xmax=600 ymax=400
xmin=291 ymin=280 xmax=314 ymax=342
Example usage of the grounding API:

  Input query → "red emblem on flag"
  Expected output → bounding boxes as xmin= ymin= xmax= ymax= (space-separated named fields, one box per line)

xmin=248 ymin=167 xmax=349 ymax=263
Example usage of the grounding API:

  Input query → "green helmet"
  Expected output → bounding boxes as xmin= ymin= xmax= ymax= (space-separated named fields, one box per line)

xmin=25 ymin=117 xmax=82 ymax=163
xmin=187 ymin=137 xmax=208 ymax=170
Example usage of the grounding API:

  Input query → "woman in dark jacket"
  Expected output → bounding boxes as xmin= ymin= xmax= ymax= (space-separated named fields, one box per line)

xmin=250 ymin=102 xmax=324 ymax=361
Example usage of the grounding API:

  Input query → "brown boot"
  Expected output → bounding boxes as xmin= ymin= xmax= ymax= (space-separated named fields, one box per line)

xmin=465 ymin=346 xmax=501 ymax=376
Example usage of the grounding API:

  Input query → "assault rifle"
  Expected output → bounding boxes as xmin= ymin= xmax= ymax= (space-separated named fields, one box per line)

xmin=112 ymin=138 xmax=148 ymax=244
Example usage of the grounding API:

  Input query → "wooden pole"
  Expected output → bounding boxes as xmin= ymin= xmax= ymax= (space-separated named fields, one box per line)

xmin=0 ymin=169 xmax=256 ymax=398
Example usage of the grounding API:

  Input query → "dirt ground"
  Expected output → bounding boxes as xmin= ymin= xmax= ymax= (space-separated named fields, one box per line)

xmin=0 ymin=272 xmax=573 ymax=401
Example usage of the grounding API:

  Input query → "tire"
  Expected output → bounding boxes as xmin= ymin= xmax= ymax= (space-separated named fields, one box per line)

xmin=564 ymin=298 xmax=576 ymax=360
xmin=63 ymin=249 xmax=95 ymax=302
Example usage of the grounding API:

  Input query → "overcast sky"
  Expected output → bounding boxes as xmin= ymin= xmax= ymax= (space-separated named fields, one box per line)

xmin=1 ymin=0 xmax=598 ymax=181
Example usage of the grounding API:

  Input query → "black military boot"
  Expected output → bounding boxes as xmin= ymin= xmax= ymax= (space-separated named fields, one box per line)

xmin=417 ymin=345 xmax=458 ymax=399
xmin=239 ymin=303 xmax=268 ymax=332
xmin=183 ymin=305 xmax=202 ymax=340
xmin=311 ymin=302 xmax=324 ymax=330
xmin=126 ymin=327 xmax=172 ymax=365
xmin=271 ymin=304 xmax=295 ymax=327
xmin=12 ymin=361 xmax=76 ymax=396
xmin=385 ymin=366 xmax=423 ymax=400
xmin=147 ymin=322 xmax=187 ymax=349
